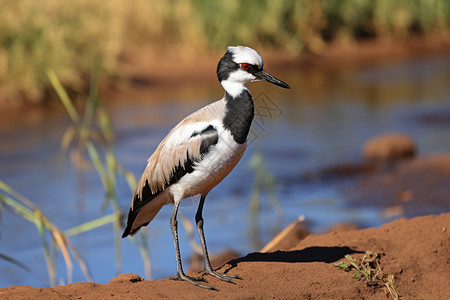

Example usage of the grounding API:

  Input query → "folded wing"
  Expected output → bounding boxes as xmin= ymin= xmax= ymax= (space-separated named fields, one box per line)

xmin=122 ymin=122 xmax=219 ymax=237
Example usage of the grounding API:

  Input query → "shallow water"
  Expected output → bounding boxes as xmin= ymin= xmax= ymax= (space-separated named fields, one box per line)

xmin=1 ymin=53 xmax=450 ymax=287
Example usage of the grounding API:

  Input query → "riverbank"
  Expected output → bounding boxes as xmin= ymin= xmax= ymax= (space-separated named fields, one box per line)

xmin=1 ymin=213 xmax=448 ymax=299
xmin=1 ymin=32 xmax=449 ymax=111
xmin=108 ymin=33 xmax=450 ymax=100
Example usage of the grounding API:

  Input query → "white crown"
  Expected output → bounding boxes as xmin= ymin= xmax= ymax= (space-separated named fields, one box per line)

xmin=228 ymin=46 xmax=263 ymax=68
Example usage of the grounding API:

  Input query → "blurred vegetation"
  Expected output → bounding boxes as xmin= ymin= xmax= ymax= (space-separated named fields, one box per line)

xmin=0 ymin=180 xmax=93 ymax=286
xmin=248 ymin=151 xmax=284 ymax=248
xmin=47 ymin=69 xmax=153 ymax=281
xmin=1 ymin=0 xmax=450 ymax=103
xmin=0 ymin=71 xmax=152 ymax=286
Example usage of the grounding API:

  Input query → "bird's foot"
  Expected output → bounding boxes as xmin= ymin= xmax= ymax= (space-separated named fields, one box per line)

xmin=170 ymin=272 xmax=218 ymax=291
xmin=170 ymin=273 xmax=206 ymax=282
xmin=203 ymin=268 xmax=242 ymax=284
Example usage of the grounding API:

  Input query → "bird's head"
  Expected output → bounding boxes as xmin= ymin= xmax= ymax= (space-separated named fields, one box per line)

xmin=217 ymin=46 xmax=290 ymax=96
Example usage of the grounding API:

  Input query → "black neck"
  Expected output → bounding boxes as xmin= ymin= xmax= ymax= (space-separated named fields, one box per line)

xmin=222 ymin=90 xmax=254 ymax=144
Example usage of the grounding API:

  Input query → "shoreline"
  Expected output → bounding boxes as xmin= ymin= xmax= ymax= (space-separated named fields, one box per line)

xmin=1 ymin=33 xmax=449 ymax=112
xmin=0 ymin=213 xmax=448 ymax=299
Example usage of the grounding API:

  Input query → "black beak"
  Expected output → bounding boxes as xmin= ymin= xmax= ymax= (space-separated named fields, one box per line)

xmin=256 ymin=69 xmax=290 ymax=89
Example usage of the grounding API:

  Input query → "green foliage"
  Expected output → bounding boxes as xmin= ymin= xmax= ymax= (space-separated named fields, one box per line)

xmin=1 ymin=0 xmax=450 ymax=103
xmin=0 ymin=0 xmax=123 ymax=102
xmin=335 ymin=251 xmax=381 ymax=284
xmin=335 ymin=251 xmax=399 ymax=299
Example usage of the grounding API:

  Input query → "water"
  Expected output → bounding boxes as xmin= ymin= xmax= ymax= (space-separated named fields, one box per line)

xmin=1 ymin=53 xmax=450 ymax=287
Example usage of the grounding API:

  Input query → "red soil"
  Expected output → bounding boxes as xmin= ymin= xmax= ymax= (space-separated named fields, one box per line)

xmin=1 ymin=213 xmax=448 ymax=299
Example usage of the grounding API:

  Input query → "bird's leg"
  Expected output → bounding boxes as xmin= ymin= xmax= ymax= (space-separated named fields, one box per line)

xmin=169 ymin=200 xmax=217 ymax=291
xmin=195 ymin=195 xmax=242 ymax=283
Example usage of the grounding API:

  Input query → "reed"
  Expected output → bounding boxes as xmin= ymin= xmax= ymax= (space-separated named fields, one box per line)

xmin=0 ymin=70 xmax=153 ymax=286
xmin=0 ymin=180 xmax=93 ymax=286
xmin=47 ymin=69 xmax=153 ymax=280
xmin=248 ymin=151 xmax=284 ymax=248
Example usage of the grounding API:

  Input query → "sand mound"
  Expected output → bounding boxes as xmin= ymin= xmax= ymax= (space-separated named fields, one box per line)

xmin=1 ymin=213 xmax=448 ymax=299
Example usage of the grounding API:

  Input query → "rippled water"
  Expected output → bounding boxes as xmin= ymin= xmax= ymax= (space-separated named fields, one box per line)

xmin=1 ymin=53 xmax=450 ymax=287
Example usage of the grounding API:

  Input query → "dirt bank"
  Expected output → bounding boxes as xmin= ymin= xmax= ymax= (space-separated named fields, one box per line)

xmin=1 ymin=213 xmax=448 ymax=299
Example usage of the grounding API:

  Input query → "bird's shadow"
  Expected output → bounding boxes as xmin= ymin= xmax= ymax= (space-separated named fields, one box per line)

xmin=223 ymin=246 xmax=362 ymax=273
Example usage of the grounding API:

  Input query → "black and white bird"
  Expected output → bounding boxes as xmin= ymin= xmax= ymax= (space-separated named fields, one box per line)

xmin=122 ymin=46 xmax=290 ymax=290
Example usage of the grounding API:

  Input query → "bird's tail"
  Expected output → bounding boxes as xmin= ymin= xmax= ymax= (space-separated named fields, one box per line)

xmin=122 ymin=193 xmax=167 ymax=238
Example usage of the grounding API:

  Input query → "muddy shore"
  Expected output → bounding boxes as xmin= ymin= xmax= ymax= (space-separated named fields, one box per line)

xmin=0 ymin=213 xmax=448 ymax=299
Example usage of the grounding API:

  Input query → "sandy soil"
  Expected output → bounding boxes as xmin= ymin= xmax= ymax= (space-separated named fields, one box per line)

xmin=1 ymin=213 xmax=448 ymax=299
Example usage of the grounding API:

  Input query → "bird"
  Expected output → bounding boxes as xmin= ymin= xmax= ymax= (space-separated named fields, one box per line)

xmin=122 ymin=46 xmax=290 ymax=290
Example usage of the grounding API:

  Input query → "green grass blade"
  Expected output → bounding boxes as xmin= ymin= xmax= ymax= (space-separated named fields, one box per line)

xmin=113 ymin=210 xmax=122 ymax=274
xmin=0 ymin=253 xmax=31 ymax=271
xmin=46 ymin=70 xmax=80 ymax=125
xmin=117 ymin=163 xmax=137 ymax=192
xmin=106 ymin=151 xmax=118 ymax=188
xmin=33 ymin=214 xmax=57 ymax=287
xmin=51 ymin=229 xmax=73 ymax=283
xmin=0 ymin=194 xmax=36 ymax=223
xmin=129 ymin=230 xmax=152 ymax=280
xmin=97 ymin=105 xmax=114 ymax=144
xmin=65 ymin=214 xmax=116 ymax=237
xmin=61 ymin=126 xmax=77 ymax=152
xmin=0 ymin=181 xmax=39 ymax=212
xmin=85 ymin=141 xmax=108 ymax=188
xmin=65 ymin=239 xmax=94 ymax=282
xmin=178 ymin=213 xmax=203 ymax=255
xmin=0 ymin=182 xmax=93 ymax=284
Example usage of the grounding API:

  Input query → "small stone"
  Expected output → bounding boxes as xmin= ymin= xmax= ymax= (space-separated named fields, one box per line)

xmin=363 ymin=133 xmax=416 ymax=162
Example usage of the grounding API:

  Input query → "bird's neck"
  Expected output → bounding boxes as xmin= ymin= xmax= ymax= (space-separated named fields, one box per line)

xmin=221 ymin=80 xmax=250 ymax=98
xmin=222 ymin=89 xmax=254 ymax=144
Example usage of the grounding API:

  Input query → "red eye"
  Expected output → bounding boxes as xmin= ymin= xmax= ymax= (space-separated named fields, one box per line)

xmin=241 ymin=63 xmax=250 ymax=71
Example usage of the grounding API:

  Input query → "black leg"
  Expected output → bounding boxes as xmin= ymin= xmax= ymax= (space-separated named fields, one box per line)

xmin=169 ymin=200 xmax=216 ymax=291
xmin=195 ymin=195 xmax=242 ymax=284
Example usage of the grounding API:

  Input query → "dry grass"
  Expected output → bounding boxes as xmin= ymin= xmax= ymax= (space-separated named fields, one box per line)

xmin=1 ymin=0 xmax=449 ymax=103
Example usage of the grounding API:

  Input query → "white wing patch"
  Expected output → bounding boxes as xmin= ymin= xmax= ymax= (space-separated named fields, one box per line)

xmin=136 ymin=121 xmax=219 ymax=199
xmin=163 ymin=122 xmax=211 ymax=149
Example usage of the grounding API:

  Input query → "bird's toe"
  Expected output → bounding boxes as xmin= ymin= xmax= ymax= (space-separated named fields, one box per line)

xmin=170 ymin=272 xmax=218 ymax=291
xmin=205 ymin=269 xmax=242 ymax=284
xmin=170 ymin=273 xmax=207 ymax=283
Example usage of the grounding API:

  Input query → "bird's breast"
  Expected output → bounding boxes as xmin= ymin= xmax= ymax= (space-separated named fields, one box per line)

xmin=169 ymin=128 xmax=246 ymax=199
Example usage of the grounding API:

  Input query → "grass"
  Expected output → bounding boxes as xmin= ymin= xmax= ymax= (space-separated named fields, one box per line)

xmin=1 ymin=0 xmax=449 ymax=103
xmin=47 ymin=69 xmax=153 ymax=280
xmin=248 ymin=151 xmax=284 ymax=245
xmin=335 ymin=251 xmax=382 ymax=284
xmin=0 ymin=180 xmax=93 ymax=286
xmin=385 ymin=274 xmax=400 ymax=300
xmin=335 ymin=251 xmax=400 ymax=299
xmin=0 ymin=70 xmax=154 ymax=286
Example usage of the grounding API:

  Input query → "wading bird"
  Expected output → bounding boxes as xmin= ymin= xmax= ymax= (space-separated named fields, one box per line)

xmin=122 ymin=46 xmax=290 ymax=290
